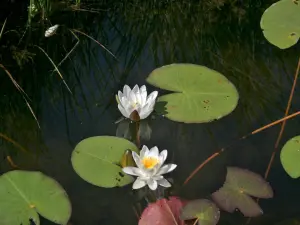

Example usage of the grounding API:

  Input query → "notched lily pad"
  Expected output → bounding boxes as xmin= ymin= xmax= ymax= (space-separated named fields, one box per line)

xmin=146 ymin=64 xmax=239 ymax=123
xmin=180 ymin=199 xmax=220 ymax=225
xmin=211 ymin=167 xmax=273 ymax=217
xmin=280 ymin=135 xmax=300 ymax=178
xmin=212 ymin=186 xmax=263 ymax=217
xmin=225 ymin=167 xmax=273 ymax=198
xmin=260 ymin=0 xmax=300 ymax=49
xmin=71 ymin=136 xmax=139 ymax=188
xmin=0 ymin=170 xmax=71 ymax=225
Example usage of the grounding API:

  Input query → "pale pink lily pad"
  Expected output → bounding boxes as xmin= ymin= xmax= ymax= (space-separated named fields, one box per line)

xmin=139 ymin=196 xmax=187 ymax=225
xmin=211 ymin=167 xmax=273 ymax=217
xmin=226 ymin=167 xmax=273 ymax=198
xmin=212 ymin=186 xmax=263 ymax=217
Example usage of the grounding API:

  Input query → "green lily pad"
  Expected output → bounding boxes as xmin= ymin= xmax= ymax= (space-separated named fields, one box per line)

xmin=146 ymin=64 xmax=239 ymax=123
xmin=71 ymin=136 xmax=139 ymax=188
xmin=211 ymin=167 xmax=273 ymax=217
xmin=260 ymin=0 xmax=300 ymax=49
xmin=0 ymin=170 xmax=71 ymax=225
xmin=180 ymin=199 xmax=220 ymax=225
xmin=280 ymin=135 xmax=300 ymax=178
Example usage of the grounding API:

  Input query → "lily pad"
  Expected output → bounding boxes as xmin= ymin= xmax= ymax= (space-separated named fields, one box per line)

xmin=139 ymin=196 xmax=186 ymax=225
xmin=0 ymin=170 xmax=71 ymax=225
xmin=71 ymin=136 xmax=139 ymax=188
xmin=280 ymin=135 xmax=300 ymax=178
xmin=225 ymin=167 xmax=273 ymax=198
xmin=211 ymin=167 xmax=273 ymax=217
xmin=212 ymin=187 xmax=263 ymax=217
xmin=260 ymin=0 xmax=300 ymax=49
xmin=180 ymin=199 xmax=220 ymax=225
xmin=146 ymin=64 xmax=239 ymax=123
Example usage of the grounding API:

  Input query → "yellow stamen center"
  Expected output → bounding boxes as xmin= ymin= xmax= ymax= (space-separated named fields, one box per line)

xmin=142 ymin=157 xmax=158 ymax=169
xmin=131 ymin=101 xmax=141 ymax=109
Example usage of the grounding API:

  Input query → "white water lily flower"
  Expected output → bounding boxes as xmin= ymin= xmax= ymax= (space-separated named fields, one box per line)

xmin=117 ymin=85 xmax=158 ymax=120
xmin=122 ymin=145 xmax=177 ymax=190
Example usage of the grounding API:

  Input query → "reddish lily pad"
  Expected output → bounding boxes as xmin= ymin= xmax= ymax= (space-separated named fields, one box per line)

xmin=139 ymin=196 xmax=186 ymax=225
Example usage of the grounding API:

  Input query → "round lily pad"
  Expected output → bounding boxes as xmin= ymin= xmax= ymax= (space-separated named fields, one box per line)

xmin=180 ymin=199 xmax=220 ymax=225
xmin=146 ymin=64 xmax=239 ymax=123
xmin=0 ymin=170 xmax=71 ymax=225
xmin=260 ymin=0 xmax=300 ymax=49
xmin=71 ymin=136 xmax=139 ymax=188
xmin=280 ymin=135 xmax=300 ymax=178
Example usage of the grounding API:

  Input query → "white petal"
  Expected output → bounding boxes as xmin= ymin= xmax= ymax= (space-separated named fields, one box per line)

xmin=157 ymin=178 xmax=172 ymax=188
xmin=118 ymin=104 xmax=130 ymax=118
xmin=135 ymin=88 xmax=142 ymax=105
xmin=147 ymin=179 xmax=158 ymax=190
xmin=132 ymin=85 xmax=139 ymax=94
xmin=157 ymin=164 xmax=177 ymax=175
xmin=133 ymin=178 xmax=146 ymax=189
xmin=120 ymin=96 xmax=130 ymax=108
xmin=122 ymin=167 xmax=144 ymax=177
xmin=140 ymin=145 xmax=149 ymax=159
xmin=129 ymin=90 xmax=137 ymax=104
xmin=152 ymin=175 xmax=164 ymax=180
xmin=139 ymin=106 xmax=154 ymax=119
xmin=159 ymin=150 xmax=168 ymax=163
xmin=123 ymin=85 xmax=131 ymax=97
xmin=117 ymin=91 xmax=124 ymax=103
xmin=140 ymin=85 xmax=147 ymax=106
xmin=148 ymin=146 xmax=159 ymax=158
xmin=146 ymin=91 xmax=158 ymax=104
xmin=132 ymin=151 xmax=143 ymax=169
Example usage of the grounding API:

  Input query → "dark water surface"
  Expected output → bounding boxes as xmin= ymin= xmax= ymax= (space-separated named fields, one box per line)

xmin=1 ymin=1 xmax=300 ymax=224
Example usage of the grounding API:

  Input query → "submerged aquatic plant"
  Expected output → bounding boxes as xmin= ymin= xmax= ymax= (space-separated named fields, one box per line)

xmin=116 ymin=85 xmax=158 ymax=121
xmin=122 ymin=145 xmax=177 ymax=190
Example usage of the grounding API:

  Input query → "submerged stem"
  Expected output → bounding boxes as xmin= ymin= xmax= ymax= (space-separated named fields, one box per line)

xmin=265 ymin=57 xmax=300 ymax=179
xmin=183 ymin=110 xmax=300 ymax=185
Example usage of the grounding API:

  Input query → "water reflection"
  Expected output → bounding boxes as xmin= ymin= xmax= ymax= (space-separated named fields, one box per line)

xmin=1 ymin=0 xmax=300 ymax=224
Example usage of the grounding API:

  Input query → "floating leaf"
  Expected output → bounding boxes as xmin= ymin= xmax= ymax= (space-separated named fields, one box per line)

xmin=212 ymin=186 xmax=263 ymax=217
xmin=280 ymin=135 xmax=300 ymax=178
xmin=139 ymin=196 xmax=186 ymax=225
xmin=260 ymin=0 xmax=300 ymax=49
xmin=146 ymin=64 xmax=239 ymax=123
xmin=211 ymin=167 xmax=273 ymax=217
xmin=225 ymin=167 xmax=273 ymax=198
xmin=180 ymin=199 xmax=220 ymax=225
xmin=0 ymin=170 xmax=71 ymax=225
xmin=71 ymin=136 xmax=139 ymax=188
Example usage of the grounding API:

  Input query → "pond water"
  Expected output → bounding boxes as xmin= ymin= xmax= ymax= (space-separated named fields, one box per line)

xmin=1 ymin=1 xmax=300 ymax=225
